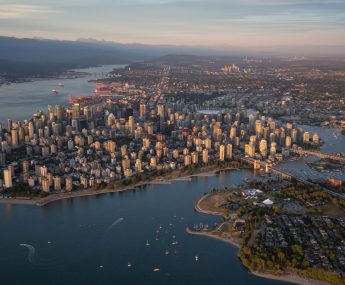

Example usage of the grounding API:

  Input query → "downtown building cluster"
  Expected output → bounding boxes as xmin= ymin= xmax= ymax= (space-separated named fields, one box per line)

xmin=0 ymin=99 xmax=320 ymax=194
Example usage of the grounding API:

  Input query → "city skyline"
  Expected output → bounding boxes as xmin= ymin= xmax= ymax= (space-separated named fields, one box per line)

xmin=0 ymin=0 xmax=345 ymax=47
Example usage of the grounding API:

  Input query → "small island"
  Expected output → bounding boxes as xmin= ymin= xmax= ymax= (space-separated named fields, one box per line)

xmin=187 ymin=178 xmax=345 ymax=285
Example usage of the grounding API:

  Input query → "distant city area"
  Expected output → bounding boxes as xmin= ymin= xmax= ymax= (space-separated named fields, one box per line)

xmin=1 ymin=55 xmax=345 ymax=285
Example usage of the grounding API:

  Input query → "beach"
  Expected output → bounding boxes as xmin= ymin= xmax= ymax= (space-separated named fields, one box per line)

xmin=0 ymin=166 xmax=223 ymax=207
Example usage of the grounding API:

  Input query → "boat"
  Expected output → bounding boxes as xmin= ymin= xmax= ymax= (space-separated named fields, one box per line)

xmin=165 ymin=250 xmax=169 ymax=255
xmin=153 ymin=268 xmax=160 ymax=272
xmin=171 ymin=241 xmax=178 ymax=245
xmin=195 ymin=255 xmax=199 ymax=261
xmin=51 ymin=89 xmax=58 ymax=95
xmin=128 ymin=262 xmax=132 ymax=267
xmin=57 ymin=82 xmax=64 ymax=87
xmin=146 ymin=240 xmax=150 ymax=246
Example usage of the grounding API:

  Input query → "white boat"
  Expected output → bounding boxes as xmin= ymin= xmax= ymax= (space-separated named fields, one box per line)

xmin=57 ymin=82 xmax=64 ymax=87
xmin=146 ymin=240 xmax=150 ymax=246
xmin=153 ymin=268 xmax=160 ymax=272
xmin=128 ymin=262 xmax=132 ymax=267
xmin=195 ymin=255 xmax=199 ymax=261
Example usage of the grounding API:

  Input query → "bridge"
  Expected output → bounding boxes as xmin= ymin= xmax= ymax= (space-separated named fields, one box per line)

xmin=240 ymin=157 xmax=295 ymax=182
xmin=291 ymin=149 xmax=345 ymax=162
xmin=238 ymin=156 xmax=345 ymax=199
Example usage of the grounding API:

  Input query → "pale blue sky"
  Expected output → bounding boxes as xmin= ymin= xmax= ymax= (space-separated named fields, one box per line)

xmin=0 ymin=0 xmax=344 ymax=46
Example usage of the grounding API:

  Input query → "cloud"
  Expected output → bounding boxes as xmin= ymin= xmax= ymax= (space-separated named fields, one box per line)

xmin=0 ymin=4 xmax=57 ymax=19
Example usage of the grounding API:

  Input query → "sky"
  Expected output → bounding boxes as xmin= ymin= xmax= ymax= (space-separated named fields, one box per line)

xmin=0 ymin=0 xmax=344 ymax=47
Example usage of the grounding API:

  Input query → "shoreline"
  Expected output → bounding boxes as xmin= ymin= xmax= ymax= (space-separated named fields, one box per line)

xmin=0 ymin=166 xmax=235 ymax=207
xmin=190 ymin=194 xmax=335 ymax=285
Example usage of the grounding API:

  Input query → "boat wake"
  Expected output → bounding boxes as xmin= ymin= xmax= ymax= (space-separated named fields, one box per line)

xmin=106 ymin=217 xmax=124 ymax=232
xmin=19 ymin=243 xmax=36 ymax=264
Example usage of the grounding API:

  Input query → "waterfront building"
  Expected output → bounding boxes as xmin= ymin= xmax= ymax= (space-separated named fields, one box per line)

xmin=202 ymin=149 xmax=209 ymax=164
xmin=3 ymin=169 xmax=12 ymax=188
xmin=54 ymin=176 xmax=61 ymax=191
xmin=226 ymin=143 xmax=233 ymax=160
xmin=41 ymin=178 xmax=50 ymax=193
xmin=303 ymin=131 xmax=310 ymax=143
xmin=65 ymin=176 xmax=73 ymax=192
xmin=219 ymin=145 xmax=225 ymax=161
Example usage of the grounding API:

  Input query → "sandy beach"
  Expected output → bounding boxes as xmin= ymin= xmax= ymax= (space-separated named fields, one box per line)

xmin=0 ymin=166 xmax=222 ymax=207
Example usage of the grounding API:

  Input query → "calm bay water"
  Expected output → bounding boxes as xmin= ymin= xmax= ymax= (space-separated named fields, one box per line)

xmin=277 ymin=125 xmax=345 ymax=181
xmin=0 ymin=170 xmax=291 ymax=285
xmin=0 ymin=64 xmax=125 ymax=124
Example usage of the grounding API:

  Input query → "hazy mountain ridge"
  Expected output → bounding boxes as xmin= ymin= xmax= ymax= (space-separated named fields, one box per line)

xmin=0 ymin=36 xmax=344 ymax=81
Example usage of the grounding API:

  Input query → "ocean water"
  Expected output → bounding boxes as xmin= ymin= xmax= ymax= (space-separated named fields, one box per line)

xmin=0 ymin=64 xmax=125 ymax=125
xmin=0 ymin=169 xmax=292 ymax=285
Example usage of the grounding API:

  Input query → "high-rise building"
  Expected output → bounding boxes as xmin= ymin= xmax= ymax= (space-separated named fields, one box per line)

xmin=226 ymin=143 xmax=233 ymax=160
xmin=66 ymin=176 xmax=73 ymax=192
xmin=270 ymin=142 xmax=277 ymax=156
xmin=192 ymin=151 xmax=199 ymax=164
xmin=303 ymin=132 xmax=310 ymax=143
xmin=230 ymin=126 xmax=237 ymax=140
xmin=54 ymin=176 xmax=61 ymax=191
xmin=285 ymin=136 xmax=292 ymax=148
xmin=184 ymin=154 xmax=192 ymax=166
xmin=202 ymin=149 xmax=209 ymax=164
xmin=40 ymin=165 xmax=48 ymax=177
xmin=245 ymin=143 xmax=255 ymax=157
xmin=259 ymin=139 xmax=267 ymax=158
xmin=55 ymin=105 xmax=63 ymax=121
xmin=150 ymin=157 xmax=157 ymax=168
xmin=128 ymin=116 xmax=135 ymax=133
xmin=7 ymin=119 xmax=12 ymax=131
xmin=3 ymin=169 xmax=12 ymax=188
xmin=312 ymin=133 xmax=320 ymax=144
xmin=204 ymin=137 xmax=212 ymax=149
xmin=28 ymin=122 xmax=34 ymax=139
xmin=135 ymin=159 xmax=142 ymax=172
xmin=41 ymin=178 xmax=50 ymax=193
xmin=11 ymin=129 xmax=18 ymax=149
xmin=157 ymin=104 xmax=164 ymax=119
xmin=22 ymin=161 xmax=29 ymax=182
xmin=219 ymin=145 xmax=225 ymax=161
xmin=122 ymin=156 xmax=131 ymax=171
xmin=139 ymin=103 xmax=146 ymax=119
xmin=72 ymin=103 xmax=80 ymax=120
